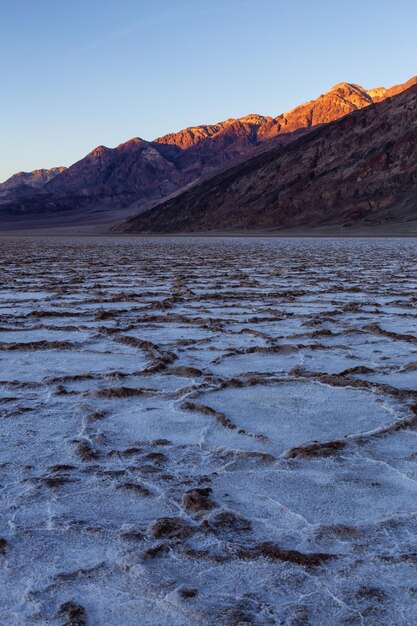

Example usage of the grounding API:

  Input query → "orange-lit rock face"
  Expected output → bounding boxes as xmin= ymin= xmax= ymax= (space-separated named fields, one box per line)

xmin=153 ymin=77 xmax=416 ymax=152
xmin=368 ymin=76 xmax=417 ymax=102
xmin=154 ymin=123 xmax=233 ymax=150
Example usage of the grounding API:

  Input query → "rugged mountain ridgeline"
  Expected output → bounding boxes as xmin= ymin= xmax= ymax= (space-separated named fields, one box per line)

xmin=0 ymin=76 xmax=416 ymax=231
xmin=121 ymin=82 xmax=417 ymax=233
xmin=0 ymin=167 xmax=67 ymax=191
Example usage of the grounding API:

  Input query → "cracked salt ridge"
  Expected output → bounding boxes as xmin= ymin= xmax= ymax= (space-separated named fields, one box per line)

xmin=354 ymin=369 xmax=417 ymax=390
xmin=197 ymin=382 xmax=402 ymax=454
xmin=1 ymin=237 xmax=417 ymax=625
xmin=294 ymin=332 xmax=417 ymax=368
xmin=379 ymin=319 xmax=417 ymax=336
xmin=209 ymin=351 xmax=302 ymax=376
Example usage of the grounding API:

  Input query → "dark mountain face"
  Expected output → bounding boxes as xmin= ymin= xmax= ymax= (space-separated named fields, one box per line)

xmin=119 ymin=83 xmax=417 ymax=234
xmin=45 ymin=139 xmax=184 ymax=202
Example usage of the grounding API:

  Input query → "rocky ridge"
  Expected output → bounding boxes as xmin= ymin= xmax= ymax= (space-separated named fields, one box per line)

xmin=0 ymin=167 xmax=67 ymax=191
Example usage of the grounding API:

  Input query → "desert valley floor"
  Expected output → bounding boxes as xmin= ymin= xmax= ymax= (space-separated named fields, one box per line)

xmin=0 ymin=236 xmax=417 ymax=625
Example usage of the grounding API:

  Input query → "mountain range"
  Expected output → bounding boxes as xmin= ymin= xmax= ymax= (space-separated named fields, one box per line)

xmin=0 ymin=167 xmax=67 ymax=191
xmin=1 ymin=75 xmax=416 ymax=233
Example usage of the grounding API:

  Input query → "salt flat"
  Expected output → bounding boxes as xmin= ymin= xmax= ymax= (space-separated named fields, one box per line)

xmin=0 ymin=236 xmax=416 ymax=625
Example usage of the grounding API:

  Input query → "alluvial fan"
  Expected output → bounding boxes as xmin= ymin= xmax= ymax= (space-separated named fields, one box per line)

xmin=0 ymin=236 xmax=417 ymax=625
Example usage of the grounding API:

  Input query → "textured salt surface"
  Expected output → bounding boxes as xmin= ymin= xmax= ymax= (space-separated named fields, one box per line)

xmin=0 ymin=236 xmax=416 ymax=625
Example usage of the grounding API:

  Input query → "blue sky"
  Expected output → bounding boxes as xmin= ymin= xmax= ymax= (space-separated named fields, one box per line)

xmin=1 ymin=0 xmax=416 ymax=181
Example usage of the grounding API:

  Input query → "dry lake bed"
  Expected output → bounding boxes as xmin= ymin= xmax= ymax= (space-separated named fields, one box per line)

xmin=0 ymin=236 xmax=417 ymax=625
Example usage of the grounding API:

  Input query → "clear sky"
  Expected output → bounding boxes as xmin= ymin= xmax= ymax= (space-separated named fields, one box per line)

xmin=1 ymin=0 xmax=416 ymax=182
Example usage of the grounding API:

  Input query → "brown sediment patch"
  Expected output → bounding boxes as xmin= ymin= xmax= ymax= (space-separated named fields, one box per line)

xmin=172 ymin=385 xmax=196 ymax=399
xmin=29 ymin=310 xmax=85 ymax=319
xmin=95 ymin=386 xmax=152 ymax=399
xmin=290 ymin=367 xmax=417 ymax=400
xmin=56 ymin=601 xmax=87 ymax=626
xmin=86 ymin=409 xmax=108 ymax=422
xmin=403 ymin=362 xmax=417 ymax=371
xmin=42 ymin=475 xmax=76 ymax=488
xmin=134 ymin=464 xmax=160 ymax=474
xmin=96 ymin=469 xmax=126 ymax=477
xmin=314 ymin=524 xmax=362 ymax=540
xmin=48 ymin=372 xmax=96 ymax=384
xmin=181 ymin=546 xmax=219 ymax=561
xmin=95 ymin=309 xmax=121 ymax=320
xmin=55 ymin=384 xmax=79 ymax=396
xmin=0 ymin=340 xmax=74 ymax=351
xmin=181 ymin=401 xmax=238 ymax=431
xmin=173 ymin=337 xmax=208 ymax=347
xmin=284 ymin=439 xmax=347 ymax=459
xmin=120 ymin=528 xmax=144 ymax=541
xmin=160 ymin=473 xmax=174 ymax=481
xmin=145 ymin=357 xmax=178 ymax=374
xmin=112 ymin=334 xmax=177 ymax=372
xmin=178 ymin=587 xmax=198 ymax=599
xmin=144 ymin=542 xmax=170 ymax=559
xmin=149 ymin=517 xmax=196 ymax=540
xmin=118 ymin=482 xmax=151 ymax=497
xmin=4 ymin=406 xmax=35 ymax=418
xmin=212 ymin=449 xmax=276 ymax=468
xmin=216 ymin=375 xmax=285 ymax=391
xmin=172 ymin=279 xmax=195 ymax=298
xmin=310 ymin=329 xmax=337 ymax=338
xmin=48 ymin=464 xmax=77 ymax=472
xmin=182 ymin=487 xmax=215 ymax=514
xmin=364 ymin=323 xmax=417 ymax=345
xmin=151 ymin=438 xmax=171 ymax=446
xmin=54 ymin=562 xmax=106 ymax=582
xmin=341 ymin=302 xmax=364 ymax=312
xmin=41 ymin=324 xmax=84 ymax=332
xmin=218 ymin=602 xmax=265 ymax=626
xmin=167 ymin=366 xmax=203 ymax=377
xmin=144 ymin=452 xmax=167 ymax=463
xmin=237 ymin=541 xmax=335 ymax=567
xmin=73 ymin=440 xmax=100 ymax=462
xmin=148 ymin=296 xmax=178 ymax=310
xmin=0 ymin=538 xmax=7 ymax=555
xmin=234 ymin=450 xmax=276 ymax=463
xmin=379 ymin=553 xmax=417 ymax=564
xmin=212 ymin=343 xmax=298 ymax=364
xmin=208 ymin=511 xmax=252 ymax=533
xmin=356 ymin=586 xmax=387 ymax=601
xmin=111 ymin=446 xmax=142 ymax=457
xmin=107 ymin=291 xmax=141 ymax=302
xmin=339 ymin=365 xmax=375 ymax=376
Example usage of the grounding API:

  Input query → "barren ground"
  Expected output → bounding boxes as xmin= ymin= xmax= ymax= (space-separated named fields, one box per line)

xmin=0 ymin=236 xmax=416 ymax=625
